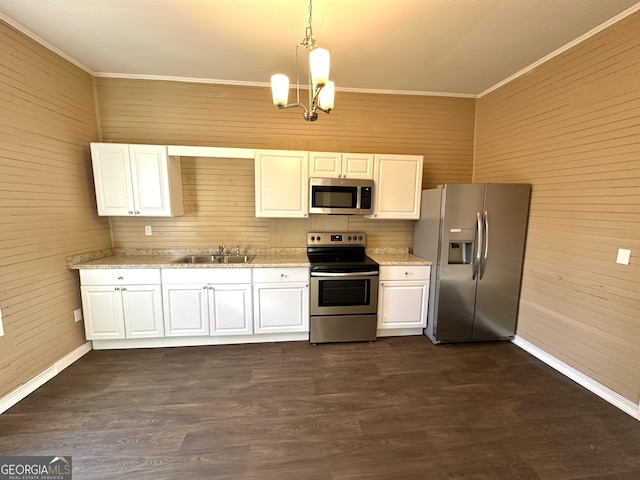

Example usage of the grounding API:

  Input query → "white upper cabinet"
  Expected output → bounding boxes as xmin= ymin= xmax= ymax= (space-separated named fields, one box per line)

xmin=255 ymin=150 xmax=309 ymax=218
xmin=367 ymin=154 xmax=423 ymax=220
xmin=309 ymin=152 xmax=374 ymax=179
xmin=90 ymin=143 xmax=184 ymax=217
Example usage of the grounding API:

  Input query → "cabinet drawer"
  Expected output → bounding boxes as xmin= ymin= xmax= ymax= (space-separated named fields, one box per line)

xmin=80 ymin=268 xmax=161 ymax=285
xmin=379 ymin=265 xmax=430 ymax=281
xmin=253 ymin=267 xmax=309 ymax=283
xmin=161 ymin=268 xmax=251 ymax=284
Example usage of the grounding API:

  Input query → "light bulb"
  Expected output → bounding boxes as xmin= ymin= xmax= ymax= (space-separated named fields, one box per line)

xmin=309 ymin=48 xmax=330 ymax=87
xmin=319 ymin=81 xmax=335 ymax=111
xmin=271 ymin=74 xmax=289 ymax=106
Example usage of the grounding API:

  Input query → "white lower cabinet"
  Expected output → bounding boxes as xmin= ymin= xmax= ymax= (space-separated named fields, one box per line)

xmin=253 ymin=268 xmax=310 ymax=334
xmin=162 ymin=283 xmax=210 ymax=336
xmin=377 ymin=265 xmax=430 ymax=334
xmin=162 ymin=269 xmax=253 ymax=337
xmin=208 ymin=283 xmax=253 ymax=335
xmin=80 ymin=269 xmax=164 ymax=340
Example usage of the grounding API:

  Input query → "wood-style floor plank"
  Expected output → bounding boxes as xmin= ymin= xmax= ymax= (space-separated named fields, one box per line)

xmin=1 ymin=336 xmax=639 ymax=479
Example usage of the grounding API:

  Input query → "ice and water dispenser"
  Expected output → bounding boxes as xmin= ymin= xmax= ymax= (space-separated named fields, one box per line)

xmin=447 ymin=228 xmax=474 ymax=264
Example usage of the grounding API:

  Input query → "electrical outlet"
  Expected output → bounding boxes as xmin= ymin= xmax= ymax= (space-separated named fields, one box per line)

xmin=74 ymin=308 xmax=83 ymax=322
xmin=616 ymin=248 xmax=631 ymax=265
xmin=145 ymin=225 xmax=152 ymax=236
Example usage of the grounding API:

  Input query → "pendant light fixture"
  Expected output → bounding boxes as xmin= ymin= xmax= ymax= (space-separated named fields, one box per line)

xmin=270 ymin=0 xmax=335 ymax=122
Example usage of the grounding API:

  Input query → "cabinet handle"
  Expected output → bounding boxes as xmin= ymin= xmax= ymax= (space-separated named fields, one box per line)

xmin=114 ymin=287 xmax=120 ymax=291
xmin=134 ymin=211 xmax=140 ymax=214
xmin=117 ymin=276 xmax=124 ymax=280
xmin=280 ymin=273 xmax=286 ymax=278
xmin=128 ymin=211 xmax=133 ymax=215
xmin=202 ymin=285 xmax=207 ymax=289
xmin=121 ymin=287 xmax=127 ymax=292
xmin=208 ymin=286 xmax=214 ymax=290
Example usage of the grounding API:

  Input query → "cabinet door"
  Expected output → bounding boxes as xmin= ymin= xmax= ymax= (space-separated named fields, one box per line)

xmin=80 ymin=286 xmax=126 ymax=339
xmin=378 ymin=280 xmax=429 ymax=329
xmin=209 ymin=284 xmax=253 ymax=335
xmin=253 ymin=283 xmax=309 ymax=334
xmin=342 ymin=153 xmax=374 ymax=179
xmin=162 ymin=284 xmax=209 ymax=336
xmin=309 ymin=151 xmax=341 ymax=178
xmin=122 ymin=285 xmax=164 ymax=338
xmin=255 ymin=150 xmax=309 ymax=218
xmin=90 ymin=143 xmax=135 ymax=216
xmin=368 ymin=154 xmax=423 ymax=219
xmin=128 ymin=144 xmax=173 ymax=216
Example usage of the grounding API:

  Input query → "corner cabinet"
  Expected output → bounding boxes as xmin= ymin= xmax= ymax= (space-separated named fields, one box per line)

xmin=90 ymin=143 xmax=184 ymax=217
xmin=377 ymin=265 xmax=430 ymax=336
xmin=367 ymin=154 xmax=423 ymax=220
xmin=255 ymin=150 xmax=309 ymax=218
xmin=80 ymin=269 xmax=164 ymax=340
xmin=309 ymin=152 xmax=374 ymax=179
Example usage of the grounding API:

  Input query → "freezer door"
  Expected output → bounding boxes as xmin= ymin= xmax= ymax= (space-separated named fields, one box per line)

xmin=435 ymin=183 xmax=485 ymax=341
xmin=472 ymin=184 xmax=531 ymax=339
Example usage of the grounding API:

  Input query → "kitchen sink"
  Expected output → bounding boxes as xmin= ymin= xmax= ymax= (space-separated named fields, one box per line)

xmin=171 ymin=254 xmax=254 ymax=264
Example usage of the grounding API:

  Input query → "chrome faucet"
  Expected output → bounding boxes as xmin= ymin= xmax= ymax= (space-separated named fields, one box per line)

xmin=218 ymin=245 xmax=226 ymax=255
xmin=234 ymin=245 xmax=241 ymax=256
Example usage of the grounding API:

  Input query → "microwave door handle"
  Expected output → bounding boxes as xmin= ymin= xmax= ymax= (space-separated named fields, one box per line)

xmin=311 ymin=271 xmax=379 ymax=277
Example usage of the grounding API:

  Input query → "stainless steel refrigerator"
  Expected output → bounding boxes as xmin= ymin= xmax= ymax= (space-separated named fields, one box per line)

xmin=413 ymin=183 xmax=531 ymax=343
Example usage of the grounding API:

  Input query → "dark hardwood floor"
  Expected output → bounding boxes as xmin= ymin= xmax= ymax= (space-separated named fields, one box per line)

xmin=1 ymin=336 xmax=639 ymax=479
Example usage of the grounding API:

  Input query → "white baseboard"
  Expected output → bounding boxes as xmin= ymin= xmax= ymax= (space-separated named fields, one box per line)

xmin=0 ymin=341 xmax=92 ymax=414
xmin=512 ymin=336 xmax=639 ymax=421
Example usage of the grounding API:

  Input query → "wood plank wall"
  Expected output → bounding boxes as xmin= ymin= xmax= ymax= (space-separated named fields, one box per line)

xmin=475 ymin=12 xmax=640 ymax=403
xmin=0 ymin=21 xmax=111 ymax=398
xmin=94 ymin=79 xmax=475 ymax=249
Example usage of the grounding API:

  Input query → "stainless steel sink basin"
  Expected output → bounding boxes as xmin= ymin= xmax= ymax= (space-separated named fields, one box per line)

xmin=171 ymin=254 xmax=254 ymax=264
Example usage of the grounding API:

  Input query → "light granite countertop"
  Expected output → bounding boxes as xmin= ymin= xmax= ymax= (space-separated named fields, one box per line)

xmin=68 ymin=247 xmax=431 ymax=270
xmin=366 ymin=251 xmax=431 ymax=266
xmin=68 ymin=249 xmax=310 ymax=269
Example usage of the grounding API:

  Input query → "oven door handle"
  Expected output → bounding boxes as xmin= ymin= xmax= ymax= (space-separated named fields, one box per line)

xmin=311 ymin=271 xmax=379 ymax=277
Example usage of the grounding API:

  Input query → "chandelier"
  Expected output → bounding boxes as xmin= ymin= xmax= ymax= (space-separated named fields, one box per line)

xmin=270 ymin=0 xmax=335 ymax=122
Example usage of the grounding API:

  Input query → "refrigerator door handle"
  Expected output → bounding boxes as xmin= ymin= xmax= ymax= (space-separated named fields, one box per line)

xmin=479 ymin=210 xmax=489 ymax=279
xmin=472 ymin=211 xmax=483 ymax=280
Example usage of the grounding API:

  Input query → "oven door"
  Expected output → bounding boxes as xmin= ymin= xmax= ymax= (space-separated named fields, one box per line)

xmin=310 ymin=271 xmax=379 ymax=316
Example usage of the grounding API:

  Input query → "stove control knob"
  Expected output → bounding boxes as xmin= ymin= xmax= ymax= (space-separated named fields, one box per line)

xmin=358 ymin=235 xmax=363 ymax=241
xmin=311 ymin=236 xmax=315 ymax=241
xmin=317 ymin=236 xmax=321 ymax=241
xmin=347 ymin=236 xmax=352 ymax=241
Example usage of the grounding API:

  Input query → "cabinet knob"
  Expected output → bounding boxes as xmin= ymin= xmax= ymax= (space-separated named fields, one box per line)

xmin=280 ymin=273 xmax=286 ymax=278
xmin=121 ymin=287 xmax=127 ymax=292
xmin=128 ymin=211 xmax=133 ymax=215
xmin=117 ymin=276 xmax=124 ymax=280
xmin=114 ymin=287 xmax=120 ymax=291
xmin=203 ymin=285 xmax=207 ymax=289
xmin=134 ymin=211 xmax=140 ymax=214
xmin=405 ymin=272 xmax=409 ymax=276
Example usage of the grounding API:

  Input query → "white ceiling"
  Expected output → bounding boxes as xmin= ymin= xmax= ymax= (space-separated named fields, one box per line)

xmin=0 ymin=0 xmax=639 ymax=96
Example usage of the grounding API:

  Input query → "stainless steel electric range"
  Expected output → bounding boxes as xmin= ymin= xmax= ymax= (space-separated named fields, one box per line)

xmin=307 ymin=232 xmax=379 ymax=344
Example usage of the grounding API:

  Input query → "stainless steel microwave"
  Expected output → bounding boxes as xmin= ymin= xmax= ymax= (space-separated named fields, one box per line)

xmin=309 ymin=178 xmax=374 ymax=215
